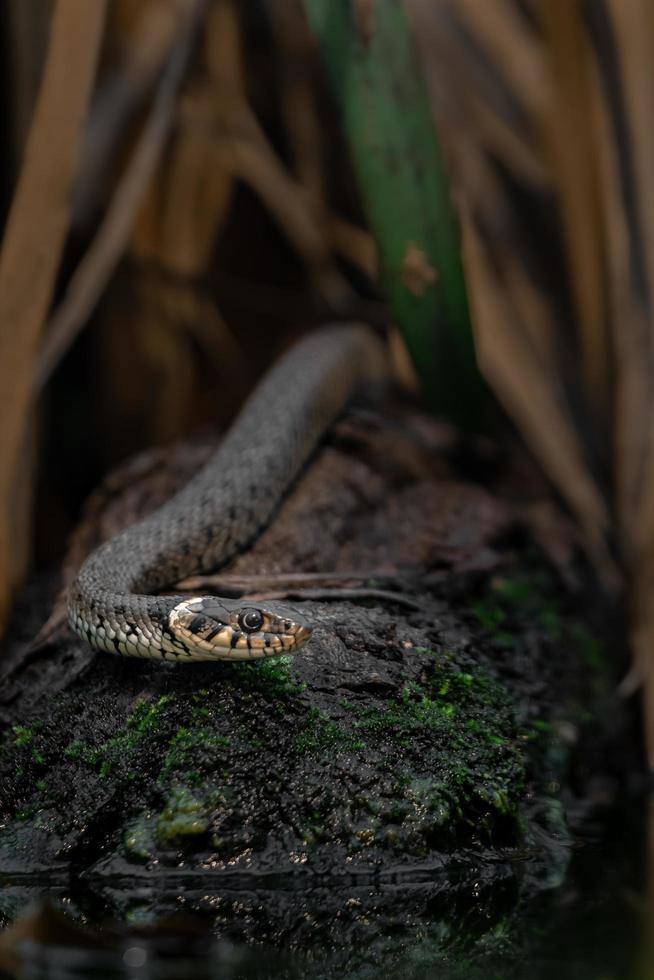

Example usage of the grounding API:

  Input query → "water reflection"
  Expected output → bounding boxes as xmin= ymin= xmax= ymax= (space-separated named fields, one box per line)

xmin=0 ymin=802 xmax=649 ymax=980
xmin=12 ymin=941 xmax=294 ymax=980
xmin=0 ymin=906 xmax=298 ymax=980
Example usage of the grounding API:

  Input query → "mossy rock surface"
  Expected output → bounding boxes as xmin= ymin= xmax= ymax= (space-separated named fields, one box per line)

xmin=0 ymin=406 xmax=621 ymax=968
xmin=0 ymin=616 xmax=526 ymax=871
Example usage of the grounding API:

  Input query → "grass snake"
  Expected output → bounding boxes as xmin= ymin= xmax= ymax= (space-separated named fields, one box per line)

xmin=69 ymin=323 xmax=385 ymax=662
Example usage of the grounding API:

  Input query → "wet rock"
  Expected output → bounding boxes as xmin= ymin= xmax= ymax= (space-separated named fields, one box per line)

xmin=0 ymin=403 xmax=627 ymax=953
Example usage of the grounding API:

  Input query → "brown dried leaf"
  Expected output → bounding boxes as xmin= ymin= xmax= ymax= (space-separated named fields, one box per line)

xmin=268 ymin=0 xmax=325 ymax=207
xmin=539 ymin=2 xmax=610 ymax=409
xmin=3 ymin=1 xmax=52 ymax=157
xmin=35 ymin=0 xmax=207 ymax=393
xmin=406 ymin=0 xmax=549 ymax=187
xmin=0 ymin=0 xmax=107 ymax=637
xmin=131 ymin=0 xmax=243 ymax=272
xmin=461 ymin=214 xmax=617 ymax=585
xmin=327 ymin=218 xmax=377 ymax=279
xmin=74 ymin=0 xmax=197 ymax=225
xmin=210 ymin=98 xmax=353 ymax=307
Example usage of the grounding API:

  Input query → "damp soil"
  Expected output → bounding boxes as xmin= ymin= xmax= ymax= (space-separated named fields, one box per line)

xmin=0 ymin=402 xmax=640 ymax=976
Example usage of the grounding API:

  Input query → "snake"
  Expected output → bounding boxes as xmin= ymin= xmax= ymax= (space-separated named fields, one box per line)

xmin=68 ymin=323 xmax=385 ymax=662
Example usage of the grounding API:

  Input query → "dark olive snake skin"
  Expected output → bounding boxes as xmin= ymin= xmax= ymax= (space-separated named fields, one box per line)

xmin=68 ymin=324 xmax=384 ymax=662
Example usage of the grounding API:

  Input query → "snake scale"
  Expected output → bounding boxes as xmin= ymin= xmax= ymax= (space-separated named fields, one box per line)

xmin=68 ymin=323 xmax=384 ymax=662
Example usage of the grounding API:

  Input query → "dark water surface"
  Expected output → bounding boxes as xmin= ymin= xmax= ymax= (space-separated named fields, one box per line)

xmin=0 ymin=802 xmax=648 ymax=980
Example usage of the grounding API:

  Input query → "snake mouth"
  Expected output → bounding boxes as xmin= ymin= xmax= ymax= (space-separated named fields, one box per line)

xmin=287 ymin=624 xmax=312 ymax=651
xmin=223 ymin=623 xmax=312 ymax=656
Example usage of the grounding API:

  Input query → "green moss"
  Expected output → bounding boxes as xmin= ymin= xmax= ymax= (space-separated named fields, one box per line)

xmin=292 ymin=655 xmax=523 ymax=836
xmin=294 ymin=708 xmax=354 ymax=753
xmin=405 ymin=779 xmax=453 ymax=827
xmin=570 ymin=623 xmax=606 ymax=671
xmin=472 ymin=601 xmax=509 ymax=631
xmin=11 ymin=724 xmax=45 ymax=764
xmin=471 ymin=571 xmax=606 ymax=669
xmin=473 ymin=573 xmax=561 ymax=639
xmin=15 ymin=808 xmax=35 ymax=822
xmin=539 ymin=608 xmax=561 ymax=640
xmin=493 ymin=576 xmax=535 ymax=604
xmin=63 ymin=740 xmax=96 ymax=763
xmin=126 ymin=696 xmax=173 ymax=735
xmin=158 ymin=727 xmax=230 ymax=784
xmin=62 ymin=688 xmax=236 ymax=792
xmin=236 ymin=655 xmax=305 ymax=696
xmin=349 ymin=662 xmax=524 ymax=827
xmin=12 ymin=725 xmax=34 ymax=747
xmin=63 ymin=695 xmax=174 ymax=778
xmin=61 ymin=686 xmax=242 ymax=805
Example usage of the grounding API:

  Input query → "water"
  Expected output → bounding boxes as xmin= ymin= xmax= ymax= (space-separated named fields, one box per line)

xmin=0 ymin=803 xmax=649 ymax=980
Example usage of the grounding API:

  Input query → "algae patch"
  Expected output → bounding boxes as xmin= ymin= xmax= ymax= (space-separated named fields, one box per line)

xmin=125 ymin=784 xmax=226 ymax=859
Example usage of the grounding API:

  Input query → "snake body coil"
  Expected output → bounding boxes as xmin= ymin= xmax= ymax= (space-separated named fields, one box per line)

xmin=68 ymin=324 xmax=384 ymax=661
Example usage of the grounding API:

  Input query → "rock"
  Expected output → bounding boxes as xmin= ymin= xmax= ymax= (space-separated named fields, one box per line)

xmin=0 ymin=403 xmax=627 ymax=970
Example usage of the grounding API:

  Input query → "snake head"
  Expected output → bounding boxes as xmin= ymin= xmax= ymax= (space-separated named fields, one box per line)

xmin=168 ymin=596 xmax=312 ymax=661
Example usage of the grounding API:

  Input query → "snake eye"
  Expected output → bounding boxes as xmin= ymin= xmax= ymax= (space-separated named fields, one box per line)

xmin=239 ymin=608 xmax=264 ymax=633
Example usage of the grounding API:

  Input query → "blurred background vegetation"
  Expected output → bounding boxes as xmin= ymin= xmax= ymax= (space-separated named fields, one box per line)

xmin=2 ymin=0 xmax=654 ymax=754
